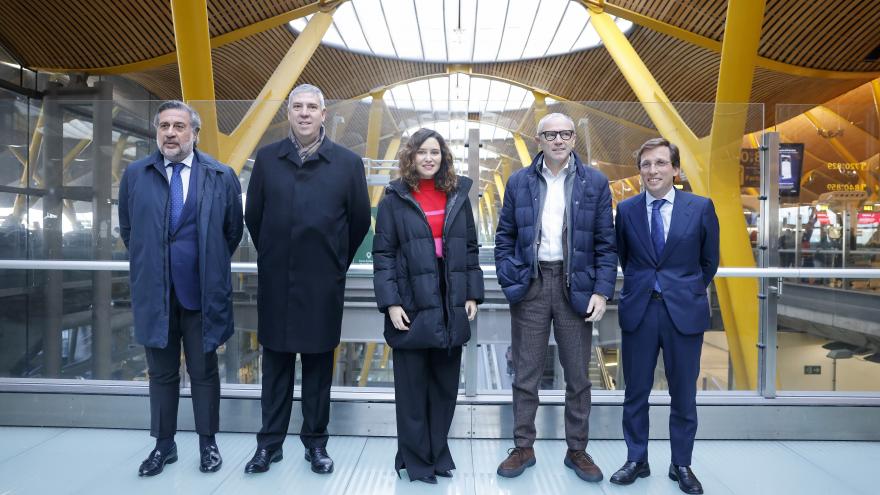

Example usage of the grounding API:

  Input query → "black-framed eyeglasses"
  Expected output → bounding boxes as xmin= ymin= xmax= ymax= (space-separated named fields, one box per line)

xmin=539 ymin=130 xmax=574 ymax=141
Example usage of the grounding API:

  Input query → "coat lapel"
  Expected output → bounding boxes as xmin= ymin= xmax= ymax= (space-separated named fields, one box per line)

xmin=632 ymin=193 xmax=657 ymax=263
xmin=658 ymin=191 xmax=694 ymax=265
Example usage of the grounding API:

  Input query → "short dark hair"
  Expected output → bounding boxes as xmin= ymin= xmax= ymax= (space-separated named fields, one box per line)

xmin=635 ymin=138 xmax=680 ymax=169
xmin=397 ymin=128 xmax=458 ymax=193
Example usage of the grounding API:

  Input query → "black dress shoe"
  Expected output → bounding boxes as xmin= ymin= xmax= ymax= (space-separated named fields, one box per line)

xmin=305 ymin=446 xmax=334 ymax=474
xmin=669 ymin=464 xmax=704 ymax=494
xmin=610 ymin=461 xmax=650 ymax=485
xmin=244 ymin=448 xmax=283 ymax=473
xmin=414 ymin=474 xmax=438 ymax=484
xmin=199 ymin=444 xmax=223 ymax=473
xmin=435 ymin=469 xmax=453 ymax=478
xmin=138 ymin=444 xmax=178 ymax=477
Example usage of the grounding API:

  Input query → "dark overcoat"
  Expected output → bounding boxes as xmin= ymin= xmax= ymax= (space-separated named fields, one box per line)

xmin=118 ymin=149 xmax=244 ymax=352
xmin=372 ymin=177 xmax=484 ymax=349
xmin=494 ymin=151 xmax=617 ymax=315
xmin=245 ymin=137 xmax=370 ymax=353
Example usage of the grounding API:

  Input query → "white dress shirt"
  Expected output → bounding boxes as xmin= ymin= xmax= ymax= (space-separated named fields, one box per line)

xmin=164 ymin=152 xmax=194 ymax=202
xmin=538 ymin=158 xmax=572 ymax=261
xmin=645 ymin=187 xmax=676 ymax=242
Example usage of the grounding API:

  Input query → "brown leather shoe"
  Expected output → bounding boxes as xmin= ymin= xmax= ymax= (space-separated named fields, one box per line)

xmin=496 ymin=447 xmax=536 ymax=478
xmin=564 ymin=450 xmax=603 ymax=482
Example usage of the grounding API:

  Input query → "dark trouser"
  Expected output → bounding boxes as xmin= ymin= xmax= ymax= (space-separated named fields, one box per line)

xmin=621 ymin=296 xmax=703 ymax=466
xmin=392 ymin=346 xmax=462 ymax=479
xmin=509 ymin=261 xmax=593 ymax=450
xmin=144 ymin=289 xmax=219 ymax=439
xmin=257 ymin=347 xmax=334 ymax=451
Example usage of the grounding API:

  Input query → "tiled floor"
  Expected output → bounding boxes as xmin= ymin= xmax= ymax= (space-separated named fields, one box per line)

xmin=0 ymin=427 xmax=876 ymax=494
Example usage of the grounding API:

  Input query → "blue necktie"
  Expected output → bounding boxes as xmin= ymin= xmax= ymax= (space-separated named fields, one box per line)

xmin=169 ymin=162 xmax=184 ymax=231
xmin=651 ymin=199 xmax=666 ymax=291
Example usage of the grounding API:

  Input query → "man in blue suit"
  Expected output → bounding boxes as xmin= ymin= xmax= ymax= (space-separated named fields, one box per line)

xmin=610 ymin=138 xmax=719 ymax=494
xmin=119 ymin=101 xmax=243 ymax=477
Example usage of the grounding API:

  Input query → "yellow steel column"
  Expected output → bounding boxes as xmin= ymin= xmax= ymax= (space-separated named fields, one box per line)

xmin=533 ymin=91 xmax=549 ymax=128
xmin=224 ymin=6 xmax=338 ymax=172
xmin=872 ymin=80 xmax=880 ymax=121
xmin=170 ymin=0 xmax=222 ymax=157
xmin=493 ymin=171 xmax=506 ymax=204
xmin=590 ymin=2 xmax=766 ymax=388
xmin=359 ymin=342 xmax=376 ymax=386
xmin=705 ymin=0 xmax=767 ymax=389
xmin=10 ymin=105 xmax=45 ymax=221
xmin=513 ymin=134 xmax=532 ymax=167
xmin=366 ymin=89 xmax=386 ymax=159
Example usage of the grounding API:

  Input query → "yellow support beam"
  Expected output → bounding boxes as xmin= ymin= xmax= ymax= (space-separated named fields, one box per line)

xmin=366 ymin=90 xmax=386 ymax=159
xmin=111 ymin=135 xmax=130 ymax=182
xmin=512 ymin=134 xmax=532 ymax=167
xmin=379 ymin=344 xmax=390 ymax=369
xmin=223 ymin=8 xmax=337 ymax=172
xmin=34 ymin=2 xmax=330 ymax=75
xmin=10 ymin=104 xmax=46 ymax=221
xmin=582 ymin=1 xmax=880 ymax=81
xmin=533 ymin=91 xmax=548 ymax=129
xmin=359 ymin=342 xmax=376 ymax=387
xmin=704 ymin=0 xmax=767 ymax=390
xmin=590 ymin=2 xmax=764 ymax=389
xmin=170 ymin=0 xmax=222 ymax=156
xmin=872 ymin=79 xmax=880 ymax=122
xmin=493 ymin=171 xmax=506 ymax=204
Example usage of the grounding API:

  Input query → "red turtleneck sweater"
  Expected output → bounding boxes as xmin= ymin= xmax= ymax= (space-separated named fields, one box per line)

xmin=412 ymin=178 xmax=447 ymax=258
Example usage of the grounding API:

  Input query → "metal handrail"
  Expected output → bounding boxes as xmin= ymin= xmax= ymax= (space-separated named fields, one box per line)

xmin=1 ymin=259 xmax=880 ymax=279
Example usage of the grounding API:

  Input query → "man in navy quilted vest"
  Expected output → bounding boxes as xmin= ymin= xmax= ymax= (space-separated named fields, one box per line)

xmin=494 ymin=113 xmax=617 ymax=483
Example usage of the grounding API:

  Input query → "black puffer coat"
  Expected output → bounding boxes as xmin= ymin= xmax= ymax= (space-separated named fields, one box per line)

xmin=373 ymin=176 xmax=484 ymax=349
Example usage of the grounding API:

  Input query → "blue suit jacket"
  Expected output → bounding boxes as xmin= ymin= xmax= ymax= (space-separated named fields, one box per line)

xmin=119 ymin=149 xmax=243 ymax=352
xmin=615 ymin=190 xmax=720 ymax=334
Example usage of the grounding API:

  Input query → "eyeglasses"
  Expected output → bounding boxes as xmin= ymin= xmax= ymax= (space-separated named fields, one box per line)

xmin=639 ymin=159 xmax=672 ymax=170
xmin=539 ymin=130 xmax=574 ymax=141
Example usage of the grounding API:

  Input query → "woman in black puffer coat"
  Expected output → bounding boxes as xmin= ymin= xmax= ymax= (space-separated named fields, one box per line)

xmin=373 ymin=128 xmax=484 ymax=484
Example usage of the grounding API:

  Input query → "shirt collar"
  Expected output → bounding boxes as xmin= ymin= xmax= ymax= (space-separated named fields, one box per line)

xmin=541 ymin=154 xmax=574 ymax=178
xmin=164 ymin=151 xmax=194 ymax=168
xmin=647 ymin=187 xmax=676 ymax=205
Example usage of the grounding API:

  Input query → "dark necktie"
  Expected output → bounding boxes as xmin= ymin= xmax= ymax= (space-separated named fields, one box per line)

xmin=651 ymin=199 xmax=666 ymax=291
xmin=169 ymin=162 xmax=184 ymax=231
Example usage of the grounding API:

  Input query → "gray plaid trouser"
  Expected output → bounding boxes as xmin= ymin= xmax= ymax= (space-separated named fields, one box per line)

xmin=509 ymin=261 xmax=593 ymax=450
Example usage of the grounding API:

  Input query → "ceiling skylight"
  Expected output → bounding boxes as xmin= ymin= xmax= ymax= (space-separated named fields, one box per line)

xmin=405 ymin=119 xmax=514 ymax=142
xmin=383 ymin=74 xmax=534 ymax=113
xmin=289 ymin=0 xmax=633 ymax=63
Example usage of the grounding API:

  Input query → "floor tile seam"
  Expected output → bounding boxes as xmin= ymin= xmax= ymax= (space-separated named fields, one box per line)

xmin=467 ymin=436 xmax=478 ymax=495
xmin=0 ymin=427 xmax=70 ymax=465
xmin=777 ymin=441 xmax=872 ymax=495
xmin=339 ymin=437 xmax=369 ymax=495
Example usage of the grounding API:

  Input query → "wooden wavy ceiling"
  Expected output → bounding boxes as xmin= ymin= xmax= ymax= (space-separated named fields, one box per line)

xmin=0 ymin=0 xmax=878 ymax=130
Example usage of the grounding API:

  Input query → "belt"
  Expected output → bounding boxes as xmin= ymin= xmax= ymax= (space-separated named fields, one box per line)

xmin=650 ymin=290 xmax=663 ymax=300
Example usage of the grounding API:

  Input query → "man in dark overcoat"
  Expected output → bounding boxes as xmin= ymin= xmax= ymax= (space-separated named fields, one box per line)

xmin=243 ymin=84 xmax=370 ymax=474
xmin=119 ymin=100 xmax=243 ymax=477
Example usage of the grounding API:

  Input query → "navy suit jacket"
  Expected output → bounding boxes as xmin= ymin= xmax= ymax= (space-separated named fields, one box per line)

xmin=615 ymin=190 xmax=720 ymax=335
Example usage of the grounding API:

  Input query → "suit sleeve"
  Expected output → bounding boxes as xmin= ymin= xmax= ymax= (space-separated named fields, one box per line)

xmin=118 ymin=167 xmax=132 ymax=250
xmin=372 ymin=193 xmax=401 ymax=312
xmin=224 ymin=168 xmax=244 ymax=255
xmin=592 ymin=176 xmax=618 ymax=300
xmin=244 ymin=154 xmax=264 ymax=252
xmin=493 ymin=173 xmax=518 ymax=270
xmin=464 ymin=197 xmax=485 ymax=304
xmin=701 ymin=198 xmax=721 ymax=286
xmin=346 ymin=156 xmax=371 ymax=268
xmin=615 ymin=203 xmax=628 ymax=272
